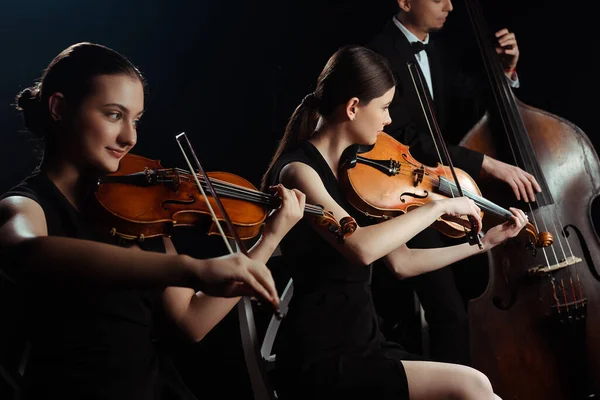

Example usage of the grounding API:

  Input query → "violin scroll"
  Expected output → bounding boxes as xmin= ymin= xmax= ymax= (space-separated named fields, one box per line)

xmin=311 ymin=208 xmax=357 ymax=243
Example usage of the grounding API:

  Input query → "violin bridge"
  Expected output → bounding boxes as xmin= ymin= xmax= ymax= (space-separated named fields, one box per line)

xmin=528 ymin=255 xmax=583 ymax=276
xmin=413 ymin=166 xmax=425 ymax=187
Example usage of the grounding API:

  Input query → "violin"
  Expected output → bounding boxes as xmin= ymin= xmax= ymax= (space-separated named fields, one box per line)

xmin=338 ymin=131 xmax=550 ymax=248
xmin=89 ymin=152 xmax=357 ymax=243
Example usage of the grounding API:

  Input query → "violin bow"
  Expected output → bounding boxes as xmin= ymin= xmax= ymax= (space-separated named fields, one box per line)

xmin=406 ymin=62 xmax=483 ymax=248
xmin=175 ymin=132 xmax=282 ymax=315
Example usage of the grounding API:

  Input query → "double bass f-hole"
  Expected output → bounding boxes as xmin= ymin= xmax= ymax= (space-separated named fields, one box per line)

xmin=459 ymin=0 xmax=600 ymax=398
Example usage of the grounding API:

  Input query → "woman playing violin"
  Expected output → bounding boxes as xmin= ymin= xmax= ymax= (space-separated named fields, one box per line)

xmin=0 ymin=42 xmax=305 ymax=399
xmin=262 ymin=45 xmax=528 ymax=400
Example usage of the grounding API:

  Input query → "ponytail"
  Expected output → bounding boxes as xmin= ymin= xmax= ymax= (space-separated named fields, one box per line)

xmin=260 ymin=93 xmax=319 ymax=191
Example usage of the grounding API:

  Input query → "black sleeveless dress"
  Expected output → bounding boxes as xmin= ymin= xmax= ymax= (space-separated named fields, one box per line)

xmin=269 ymin=141 xmax=418 ymax=400
xmin=0 ymin=170 xmax=195 ymax=400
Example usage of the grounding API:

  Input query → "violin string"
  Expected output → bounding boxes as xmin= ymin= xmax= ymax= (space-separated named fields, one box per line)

xmin=171 ymin=168 xmax=274 ymax=203
xmin=175 ymin=137 xmax=234 ymax=254
xmin=169 ymin=164 xmax=508 ymax=229
xmin=408 ymin=62 xmax=486 ymax=246
xmin=168 ymin=168 xmax=324 ymax=216
xmin=170 ymin=169 xmax=275 ymax=203
xmin=407 ymin=65 xmax=457 ymax=200
xmin=172 ymin=168 xmax=276 ymax=202
xmin=440 ymin=178 xmax=512 ymax=217
xmin=349 ymin=153 xmax=517 ymax=220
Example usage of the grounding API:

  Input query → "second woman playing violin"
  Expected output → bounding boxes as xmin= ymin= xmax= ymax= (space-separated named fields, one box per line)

xmin=263 ymin=45 xmax=527 ymax=400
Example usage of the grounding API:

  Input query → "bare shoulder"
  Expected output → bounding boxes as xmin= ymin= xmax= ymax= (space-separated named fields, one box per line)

xmin=0 ymin=196 xmax=48 ymax=245
xmin=279 ymin=161 xmax=323 ymax=191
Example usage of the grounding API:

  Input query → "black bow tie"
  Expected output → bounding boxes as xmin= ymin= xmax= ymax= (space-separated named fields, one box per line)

xmin=411 ymin=41 xmax=429 ymax=54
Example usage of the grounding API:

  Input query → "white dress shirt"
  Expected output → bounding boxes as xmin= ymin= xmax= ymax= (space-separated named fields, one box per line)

xmin=393 ymin=16 xmax=435 ymax=98
xmin=392 ymin=16 xmax=519 ymax=100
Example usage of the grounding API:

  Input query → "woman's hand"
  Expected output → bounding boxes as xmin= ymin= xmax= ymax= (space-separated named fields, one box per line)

xmin=436 ymin=196 xmax=482 ymax=233
xmin=481 ymin=207 xmax=528 ymax=249
xmin=262 ymin=184 xmax=306 ymax=242
xmin=191 ymin=252 xmax=280 ymax=308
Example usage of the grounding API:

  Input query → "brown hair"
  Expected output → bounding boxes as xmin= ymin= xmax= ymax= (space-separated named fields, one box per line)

xmin=261 ymin=45 xmax=395 ymax=190
xmin=15 ymin=42 xmax=145 ymax=148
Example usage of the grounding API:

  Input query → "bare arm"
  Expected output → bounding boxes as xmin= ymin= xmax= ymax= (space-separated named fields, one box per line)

xmin=0 ymin=196 xmax=197 ymax=287
xmin=161 ymin=185 xmax=305 ymax=342
xmin=384 ymin=208 xmax=528 ymax=279
xmin=0 ymin=196 xmax=279 ymax=302
xmin=279 ymin=162 xmax=482 ymax=266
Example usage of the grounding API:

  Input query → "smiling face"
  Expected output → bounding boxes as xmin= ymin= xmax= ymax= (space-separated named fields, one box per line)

xmin=59 ymin=73 xmax=145 ymax=174
xmin=350 ymin=87 xmax=395 ymax=145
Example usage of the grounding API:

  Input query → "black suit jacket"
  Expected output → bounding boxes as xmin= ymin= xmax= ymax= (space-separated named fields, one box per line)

xmin=367 ymin=20 xmax=485 ymax=179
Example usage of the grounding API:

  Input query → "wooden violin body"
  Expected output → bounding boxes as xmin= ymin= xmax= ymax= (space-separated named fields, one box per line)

xmin=339 ymin=132 xmax=542 ymax=244
xmin=91 ymin=153 xmax=268 ymax=240
xmin=90 ymin=153 xmax=356 ymax=242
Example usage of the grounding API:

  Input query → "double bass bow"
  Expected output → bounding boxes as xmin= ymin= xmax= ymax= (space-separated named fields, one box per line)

xmin=459 ymin=1 xmax=600 ymax=398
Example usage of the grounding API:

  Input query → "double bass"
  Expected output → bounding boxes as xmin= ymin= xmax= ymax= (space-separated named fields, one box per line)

xmin=460 ymin=1 xmax=600 ymax=398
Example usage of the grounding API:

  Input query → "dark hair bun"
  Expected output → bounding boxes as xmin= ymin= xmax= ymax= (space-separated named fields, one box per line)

xmin=15 ymin=85 xmax=45 ymax=138
xmin=16 ymin=86 xmax=40 ymax=110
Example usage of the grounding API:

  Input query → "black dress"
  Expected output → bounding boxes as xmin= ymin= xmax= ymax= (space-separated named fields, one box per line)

xmin=269 ymin=141 xmax=419 ymax=400
xmin=0 ymin=170 xmax=195 ymax=400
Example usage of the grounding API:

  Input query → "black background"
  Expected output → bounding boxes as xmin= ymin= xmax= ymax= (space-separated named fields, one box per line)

xmin=1 ymin=1 xmax=597 ymax=398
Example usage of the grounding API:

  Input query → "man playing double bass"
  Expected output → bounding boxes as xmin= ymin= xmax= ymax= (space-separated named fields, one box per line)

xmin=366 ymin=0 xmax=541 ymax=365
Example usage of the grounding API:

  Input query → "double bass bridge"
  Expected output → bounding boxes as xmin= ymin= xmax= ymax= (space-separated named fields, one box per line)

xmin=528 ymin=255 xmax=583 ymax=276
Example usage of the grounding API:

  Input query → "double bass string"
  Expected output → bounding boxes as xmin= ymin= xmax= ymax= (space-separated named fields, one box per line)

xmin=467 ymin=0 xmax=582 ymax=311
xmin=466 ymin=0 xmax=564 ymax=309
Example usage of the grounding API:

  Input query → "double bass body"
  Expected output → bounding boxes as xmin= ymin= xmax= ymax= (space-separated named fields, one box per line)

xmin=463 ymin=101 xmax=600 ymax=399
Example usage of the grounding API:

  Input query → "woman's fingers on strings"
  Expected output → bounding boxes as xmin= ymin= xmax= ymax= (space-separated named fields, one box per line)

xmin=518 ymin=209 xmax=529 ymax=227
xmin=278 ymin=185 xmax=292 ymax=207
xmin=283 ymin=187 xmax=302 ymax=215
xmin=509 ymin=207 xmax=528 ymax=231
xmin=470 ymin=204 xmax=482 ymax=233
xmin=269 ymin=183 xmax=284 ymax=196
xmin=271 ymin=184 xmax=305 ymax=216
xmin=292 ymin=188 xmax=306 ymax=211
xmin=473 ymin=212 xmax=482 ymax=233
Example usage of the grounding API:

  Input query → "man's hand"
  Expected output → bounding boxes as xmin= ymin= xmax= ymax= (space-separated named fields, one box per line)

xmin=482 ymin=155 xmax=541 ymax=202
xmin=495 ymin=28 xmax=519 ymax=78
